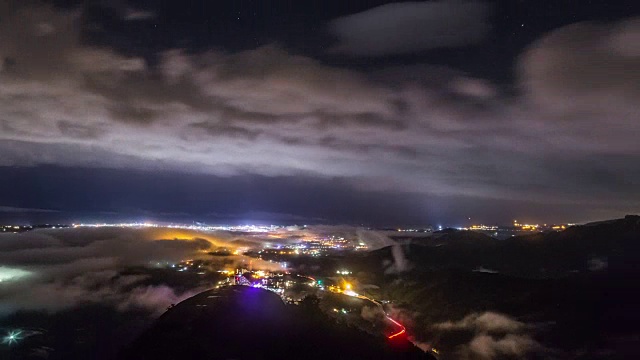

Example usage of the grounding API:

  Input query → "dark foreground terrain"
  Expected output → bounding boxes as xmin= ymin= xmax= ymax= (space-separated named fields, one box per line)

xmin=120 ymin=286 xmax=435 ymax=360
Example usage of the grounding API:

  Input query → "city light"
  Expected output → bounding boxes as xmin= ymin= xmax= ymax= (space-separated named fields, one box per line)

xmin=343 ymin=290 xmax=358 ymax=297
xmin=72 ymin=222 xmax=286 ymax=233
xmin=468 ymin=225 xmax=498 ymax=231
xmin=2 ymin=330 xmax=23 ymax=346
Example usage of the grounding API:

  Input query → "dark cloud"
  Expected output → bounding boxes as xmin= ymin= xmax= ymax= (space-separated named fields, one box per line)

xmin=328 ymin=1 xmax=492 ymax=56
xmin=191 ymin=121 xmax=262 ymax=141
xmin=92 ymin=0 xmax=156 ymax=21
xmin=0 ymin=2 xmax=638 ymax=222
xmin=520 ymin=18 xmax=640 ymax=122
xmin=0 ymin=206 xmax=58 ymax=213
xmin=123 ymin=8 xmax=156 ymax=21
xmin=57 ymin=120 xmax=106 ymax=139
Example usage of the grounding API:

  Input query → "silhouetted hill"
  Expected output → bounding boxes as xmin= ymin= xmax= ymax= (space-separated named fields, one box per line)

xmin=505 ymin=215 xmax=640 ymax=275
xmin=363 ymin=215 xmax=640 ymax=278
xmin=336 ymin=216 xmax=640 ymax=358
xmin=408 ymin=229 xmax=498 ymax=248
xmin=120 ymin=286 xmax=434 ymax=360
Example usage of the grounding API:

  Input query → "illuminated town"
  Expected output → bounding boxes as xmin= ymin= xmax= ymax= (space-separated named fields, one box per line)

xmin=165 ymin=258 xmax=409 ymax=343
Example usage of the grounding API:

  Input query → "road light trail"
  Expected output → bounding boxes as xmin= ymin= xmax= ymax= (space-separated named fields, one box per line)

xmin=312 ymin=277 xmax=408 ymax=341
xmin=385 ymin=316 xmax=406 ymax=339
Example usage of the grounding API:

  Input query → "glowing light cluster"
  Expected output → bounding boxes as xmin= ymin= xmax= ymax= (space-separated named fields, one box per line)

xmin=343 ymin=290 xmax=358 ymax=297
xmin=0 ymin=266 xmax=32 ymax=283
xmin=74 ymin=222 xmax=283 ymax=233
xmin=468 ymin=225 xmax=498 ymax=231
xmin=2 ymin=330 xmax=23 ymax=346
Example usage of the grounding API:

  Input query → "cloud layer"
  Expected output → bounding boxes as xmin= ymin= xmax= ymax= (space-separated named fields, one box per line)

xmin=433 ymin=312 xmax=543 ymax=359
xmin=0 ymin=227 xmax=217 ymax=315
xmin=0 ymin=3 xmax=639 ymax=219
xmin=0 ymin=225 xmax=310 ymax=316
xmin=329 ymin=1 xmax=491 ymax=56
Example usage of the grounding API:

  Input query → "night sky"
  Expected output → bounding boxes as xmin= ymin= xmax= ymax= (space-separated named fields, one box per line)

xmin=0 ymin=0 xmax=639 ymax=226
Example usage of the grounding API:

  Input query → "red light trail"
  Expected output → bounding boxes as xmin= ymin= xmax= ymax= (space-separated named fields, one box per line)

xmin=386 ymin=316 xmax=406 ymax=339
